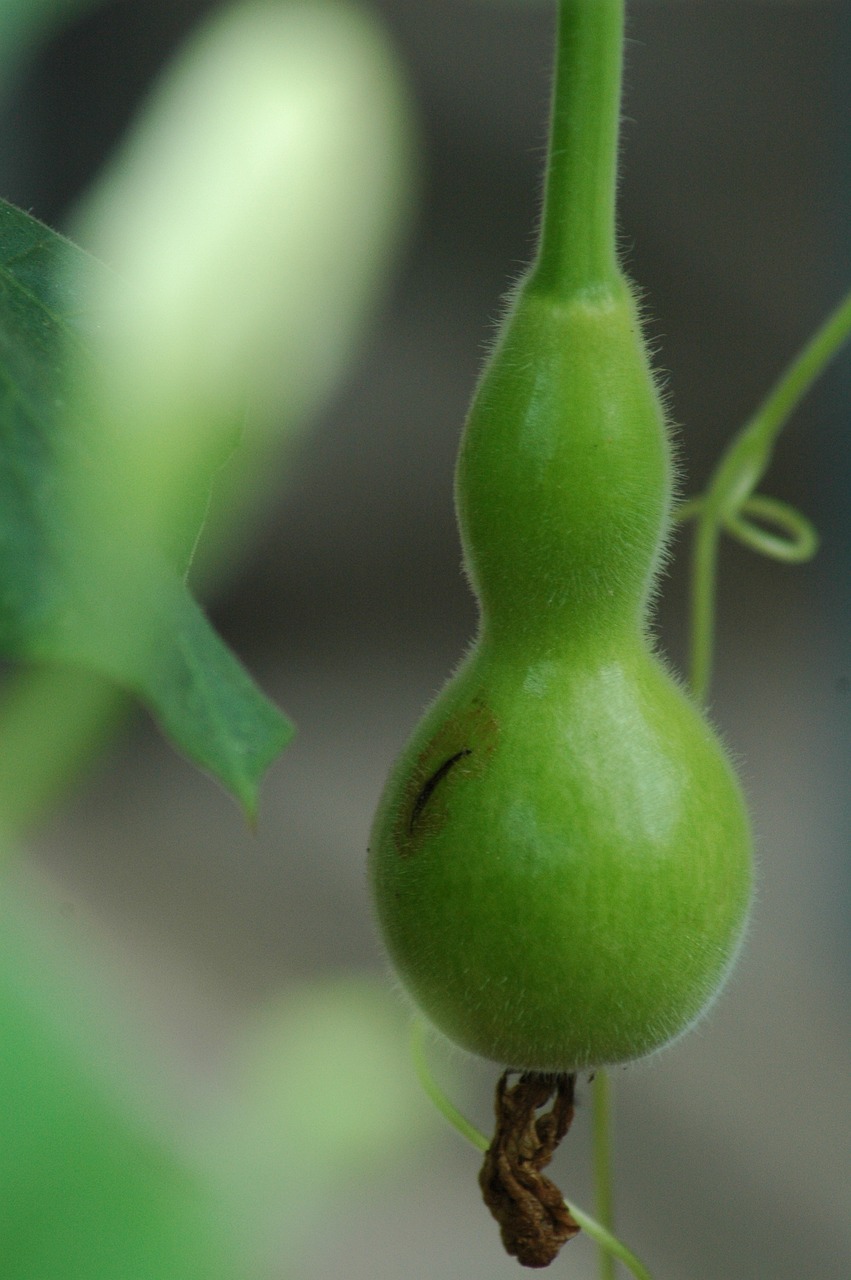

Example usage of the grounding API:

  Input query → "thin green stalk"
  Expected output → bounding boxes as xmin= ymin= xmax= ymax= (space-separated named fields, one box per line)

xmin=410 ymin=1019 xmax=489 ymax=1156
xmin=688 ymin=513 xmax=721 ymax=708
xmin=593 ymin=1070 xmax=616 ymax=1280
xmin=410 ymin=1021 xmax=654 ymax=1280
xmin=743 ymin=288 xmax=851 ymax=453
xmin=685 ymin=284 xmax=851 ymax=702
xmin=530 ymin=0 xmax=625 ymax=298
xmin=569 ymin=1203 xmax=654 ymax=1280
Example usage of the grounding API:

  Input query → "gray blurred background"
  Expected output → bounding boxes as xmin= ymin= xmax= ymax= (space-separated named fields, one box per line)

xmin=1 ymin=2 xmax=849 ymax=1277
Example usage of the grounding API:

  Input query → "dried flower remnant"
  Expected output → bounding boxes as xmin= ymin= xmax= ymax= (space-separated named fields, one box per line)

xmin=479 ymin=1071 xmax=580 ymax=1268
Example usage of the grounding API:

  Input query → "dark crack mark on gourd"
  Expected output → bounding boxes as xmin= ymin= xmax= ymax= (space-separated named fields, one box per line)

xmin=409 ymin=748 xmax=472 ymax=834
xmin=394 ymin=694 xmax=499 ymax=856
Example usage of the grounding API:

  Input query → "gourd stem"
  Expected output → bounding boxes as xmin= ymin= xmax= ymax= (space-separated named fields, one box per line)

xmin=592 ymin=1069 xmax=617 ymax=1280
xmin=530 ymin=4 xmax=628 ymax=1269
xmin=530 ymin=0 xmax=625 ymax=297
xmin=410 ymin=1021 xmax=655 ymax=1280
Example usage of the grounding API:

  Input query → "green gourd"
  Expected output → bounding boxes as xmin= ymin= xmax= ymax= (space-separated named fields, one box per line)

xmin=369 ymin=0 xmax=752 ymax=1073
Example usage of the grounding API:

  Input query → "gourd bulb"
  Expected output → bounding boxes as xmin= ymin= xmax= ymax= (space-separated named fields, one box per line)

xmin=369 ymin=280 xmax=752 ymax=1072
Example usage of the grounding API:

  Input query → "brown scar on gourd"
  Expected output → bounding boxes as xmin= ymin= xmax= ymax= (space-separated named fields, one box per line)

xmin=394 ymin=694 xmax=499 ymax=855
xmin=479 ymin=1071 xmax=579 ymax=1269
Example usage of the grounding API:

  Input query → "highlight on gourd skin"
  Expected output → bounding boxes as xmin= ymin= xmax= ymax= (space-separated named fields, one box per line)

xmin=368 ymin=0 xmax=753 ymax=1074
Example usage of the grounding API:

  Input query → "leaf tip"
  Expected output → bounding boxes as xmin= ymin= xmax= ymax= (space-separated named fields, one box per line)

xmin=232 ymin=710 xmax=296 ymax=827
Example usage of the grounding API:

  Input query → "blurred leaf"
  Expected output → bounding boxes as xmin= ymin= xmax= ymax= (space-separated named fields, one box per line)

xmin=0 ymin=0 xmax=415 ymax=825
xmin=133 ymin=586 xmax=293 ymax=821
xmin=0 ymin=0 xmax=109 ymax=85
xmin=0 ymin=0 xmax=103 ymax=39
xmin=0 ymin=876 xmax=242 ymax=1280
xmin=0 ymin=886 xmax=435 ymax=1280
xmin=209 ymin=978 xmax=435 ymax=1273
xmin=0 ymin=197 xmax=292 ymax=819
xmin=73 ymin=0 xmax=414 ymax=579
xmin=0 ymin=667 xmax=123 ymax=838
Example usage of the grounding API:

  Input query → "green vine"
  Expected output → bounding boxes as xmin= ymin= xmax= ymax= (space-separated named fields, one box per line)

xmin=680 ymin=286 xmax=851 ymax=704
xmin=409 ymin=286 xmax=851 ymax=1274
xmin=592 ymin=1069 xmax=616 ymax=1280
xmin=411 ymin=1021 xmax=653 ymax=1280
xmin=407 ymin=284 xmax=851 ymax=1278
xmin=403 ymin=0 xmax=851 ymax=1273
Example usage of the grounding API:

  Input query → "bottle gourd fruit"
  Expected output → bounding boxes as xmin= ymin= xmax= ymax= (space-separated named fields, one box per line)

xmin=369 ymin=1 xmax=752 ymax=1074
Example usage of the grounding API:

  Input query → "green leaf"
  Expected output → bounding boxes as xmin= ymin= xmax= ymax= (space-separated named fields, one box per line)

xmin=133 ymin=588 xmax=293 ymax=824
xmin=0 ymin=878 xmax=242 ymax=1280
xmin=71 ymin=0 xmax=414 ymax=582
xmin=0 ymin=197 xmax=293 ymax=816
xmin=0 ymin=0 xmax=111 ymax=89
xmin=210 ymin=978 xmax=435 ymax=1270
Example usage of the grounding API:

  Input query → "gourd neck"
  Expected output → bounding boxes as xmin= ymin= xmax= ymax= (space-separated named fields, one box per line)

xmin=529 ymin=0 xmax=625 ymax=301
xmin=456 ymin=284 xmax=673 ymax=640
xmin=476 ymin=605 xmax=647 ymax=669
xmin=455 ymin=0 xmax=671 ymax=643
